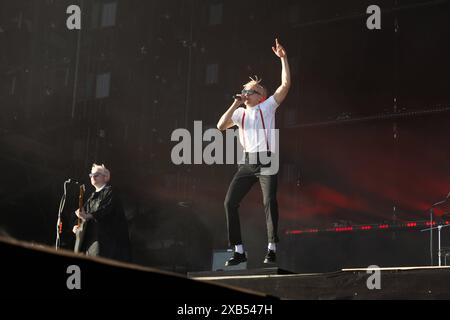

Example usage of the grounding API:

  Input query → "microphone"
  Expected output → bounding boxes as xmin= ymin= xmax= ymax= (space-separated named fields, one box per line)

xmin=232 ymin=94 xmax=242 ymax=100
xmin=66 ymin=179 xmax=82 ymax=184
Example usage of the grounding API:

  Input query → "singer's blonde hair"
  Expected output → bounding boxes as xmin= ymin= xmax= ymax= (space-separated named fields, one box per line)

xmin=91 ymin=163 xmax=110 ymax=182
xmin=243 ymin=75 xmax=267 ymax=97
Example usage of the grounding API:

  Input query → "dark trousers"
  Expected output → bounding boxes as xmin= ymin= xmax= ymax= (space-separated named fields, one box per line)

xmin=224 ymin=157 xmax=279 ymax=246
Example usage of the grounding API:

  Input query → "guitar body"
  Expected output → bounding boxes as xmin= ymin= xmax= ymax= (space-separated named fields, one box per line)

xmin=74 ymin=220 xmax=87 ymax=253
xmin=73 ymin=184 xmax=86 ymax=253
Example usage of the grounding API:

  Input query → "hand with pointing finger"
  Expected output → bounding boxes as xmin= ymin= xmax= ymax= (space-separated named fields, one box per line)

xmin=272 ymin=38 xmax=287 ymax=58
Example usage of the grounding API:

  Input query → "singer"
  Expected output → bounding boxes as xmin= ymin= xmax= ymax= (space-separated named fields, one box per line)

xmin=72 ymin=163 xmax=131 ymax=262
xmin=216 ymin=39 xmax=291 ymax=266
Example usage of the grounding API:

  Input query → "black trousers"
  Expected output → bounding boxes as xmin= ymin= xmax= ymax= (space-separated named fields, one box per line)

xmin=224 ymin=154 xmax=279 ymax=246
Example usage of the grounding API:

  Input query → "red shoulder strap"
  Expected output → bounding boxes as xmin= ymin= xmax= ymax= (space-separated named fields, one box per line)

xmin=259 ymin=108 xmax=270 ymax=151
xmin=241 ymin=111 xmax=246 ymax=151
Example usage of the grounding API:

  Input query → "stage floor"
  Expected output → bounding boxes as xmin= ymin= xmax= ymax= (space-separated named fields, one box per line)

xmin=189 ymin=266 xmax=450 ymax=299
xmin=2 ymin=236 xmax=449 ymax=299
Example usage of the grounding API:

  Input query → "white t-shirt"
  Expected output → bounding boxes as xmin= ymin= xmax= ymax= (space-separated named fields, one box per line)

xmin=231 ymin=95 xmax=279 ymax=153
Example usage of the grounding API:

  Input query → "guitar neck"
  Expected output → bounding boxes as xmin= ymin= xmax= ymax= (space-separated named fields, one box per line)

xmin=77 ymin=184 xmax=85 ymax=226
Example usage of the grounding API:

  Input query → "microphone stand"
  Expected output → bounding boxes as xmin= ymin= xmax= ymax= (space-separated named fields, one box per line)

xmin=421 ymin=193 xmax=450 ymax=266
xmin=55 ymin=180 xmax=69 ymax=250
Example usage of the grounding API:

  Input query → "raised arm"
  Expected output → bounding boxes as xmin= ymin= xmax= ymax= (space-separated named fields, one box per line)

xmin=272 ymin=39 xmax=291 ymax=105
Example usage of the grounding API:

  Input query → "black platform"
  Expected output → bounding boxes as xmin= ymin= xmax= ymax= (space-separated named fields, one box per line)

xmin=188 ymin=267 xmax=295 ymax=278
xmin=0 ymin=236 xmax=275 ymax=300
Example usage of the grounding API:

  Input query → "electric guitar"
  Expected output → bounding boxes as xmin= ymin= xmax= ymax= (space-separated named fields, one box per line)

xmin=73 ymin=184 xmax=86 ymax=253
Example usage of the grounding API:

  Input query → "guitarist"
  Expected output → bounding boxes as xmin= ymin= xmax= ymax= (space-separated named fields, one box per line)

xmin=72 ymin=163 xmax=131 ymax=262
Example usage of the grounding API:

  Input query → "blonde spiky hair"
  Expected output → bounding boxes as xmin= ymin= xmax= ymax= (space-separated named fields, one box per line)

xmin=243 ymin=75 xmax=267 ymax=97
xmin=91 ymin=163 xmax=111 ymax=182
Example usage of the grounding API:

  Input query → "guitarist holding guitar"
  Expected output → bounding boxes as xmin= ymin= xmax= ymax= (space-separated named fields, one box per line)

xmin=72 ymin=163 xmax=131 ymax=262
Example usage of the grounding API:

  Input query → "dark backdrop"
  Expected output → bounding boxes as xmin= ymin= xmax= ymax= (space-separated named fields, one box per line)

xmin=1 ymin=0 xmax=449 ymax=272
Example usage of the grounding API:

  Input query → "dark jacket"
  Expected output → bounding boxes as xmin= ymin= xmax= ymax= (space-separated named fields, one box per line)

xmin=81 ymin=185 xmax=131 ymax=262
